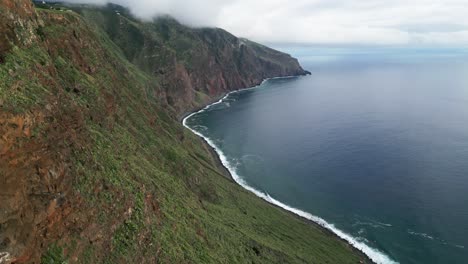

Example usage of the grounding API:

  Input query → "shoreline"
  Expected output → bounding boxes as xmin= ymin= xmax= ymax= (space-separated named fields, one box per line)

xmin=178 ymin=74 xmax=308 ymax=122
xmin=181 ymin=75 xmax=395 ymax=264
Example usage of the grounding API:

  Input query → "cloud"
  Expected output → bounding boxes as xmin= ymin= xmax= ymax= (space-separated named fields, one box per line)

xmin=52 ymin=0 xmax=468 ymax=45
xmin=54 ymin=0 xmax=233 ymax=26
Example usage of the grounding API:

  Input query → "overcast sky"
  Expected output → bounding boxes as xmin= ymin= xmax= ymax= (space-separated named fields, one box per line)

xmin=57 ymin=0 xmax=468 ymax=46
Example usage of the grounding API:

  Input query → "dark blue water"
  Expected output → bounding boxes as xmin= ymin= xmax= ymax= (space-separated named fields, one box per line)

xmin=185 ymin=47 xmax=468 ymax=264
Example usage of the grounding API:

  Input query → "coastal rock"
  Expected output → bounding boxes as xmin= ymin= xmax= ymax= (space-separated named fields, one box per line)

xmin=70 ymin=6 xmax=309 ymax=116
xmin=0 ymin=1 xmax=369 ymax=264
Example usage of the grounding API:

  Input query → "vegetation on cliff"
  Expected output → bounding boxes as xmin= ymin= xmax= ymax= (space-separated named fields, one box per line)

xmin=0 ymin=1 xmax=365 ymax=263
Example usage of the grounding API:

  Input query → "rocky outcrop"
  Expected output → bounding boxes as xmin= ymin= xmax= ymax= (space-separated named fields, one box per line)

xmin=0 ymin=3 xmax=368 ymax=264
xmin=70 ymin=5 xmax=310 ymax=115
xmin=0 ymin=1 xmax=311 ymax=262
xmin=0 ymin=0 xmax=38 ymax=62
xmin=0 ymin=2 xmax=95 ymax=262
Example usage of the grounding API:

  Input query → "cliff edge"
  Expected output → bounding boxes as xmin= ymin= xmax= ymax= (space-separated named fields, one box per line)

xmin=0 ymin=2 xmax=367 ymax=264
xmin=69 ymin=4 xmax=309 ymax=115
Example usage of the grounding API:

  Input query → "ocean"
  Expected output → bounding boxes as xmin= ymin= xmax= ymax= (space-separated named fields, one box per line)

xmin=183 ymin=47 xmax=468 ymax=264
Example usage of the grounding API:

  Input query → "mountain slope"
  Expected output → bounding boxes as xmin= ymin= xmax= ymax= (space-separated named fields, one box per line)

xmin=68 ymin=3 xmax=310 ymax=116
xmin=0 ymin=1 xmax=366 ymax=263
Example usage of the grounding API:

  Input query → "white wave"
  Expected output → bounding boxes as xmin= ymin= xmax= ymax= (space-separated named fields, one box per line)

xmin=360 ymin=237 xmax=370 ymax=243
xmin=408 ymin=230 xmax=435 ymax=240
xmin=193 ymin=125 xmax=209 ymax=132
xmin=377 ymin=221 xmax=393 ymax=227
xmin=230 ymin=157 xmax=242 ymax=169
xmin=358 ymin=228 xmax=366 ymax=235
xmin=408 ymin=230 xmax=466 ymax=250
xmin=183 ymin=76 xmax=398 ymax=264
xmin=353 ymin=220 xmax=392 ymax=229
xmin=443 ymin=241 xmax=466 ymax=250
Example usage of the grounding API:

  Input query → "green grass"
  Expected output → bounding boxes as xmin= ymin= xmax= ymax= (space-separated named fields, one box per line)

xmin=0 ymin=3 xmax=366 ymax=263
xmin=41 ymin=244 xmax=67 ymax=264
xmin=0 ymin=45 xmax=53 ymax=113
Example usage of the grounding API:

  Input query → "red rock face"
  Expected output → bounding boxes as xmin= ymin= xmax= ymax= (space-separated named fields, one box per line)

xmin=0 ymin=0 xmax=41 ymax=65
xmin=1 ymin=0 xmax=35 ymax=16
xmin=0 ymin=110 xmax=79 ymax=263
xmin=159 ymin=36 xmax=308 ymax=117
xmin=0 ymin=2 xmax=310 ymax=263
xmin=79 ymin=12 xmax=309 ymax=116
xmin=0 ymin=3 xmax=88 ymax=262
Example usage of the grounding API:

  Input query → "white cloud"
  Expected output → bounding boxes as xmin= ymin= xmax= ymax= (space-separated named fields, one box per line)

xmin=55 ymin=0 xmax=233 ymax=26
xmin=53 ymin=0 xmax=468 ymax=45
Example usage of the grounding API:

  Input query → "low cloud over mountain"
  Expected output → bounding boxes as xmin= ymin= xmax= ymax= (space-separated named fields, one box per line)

xmin=54 ymin=0 xmax=468 ymax=45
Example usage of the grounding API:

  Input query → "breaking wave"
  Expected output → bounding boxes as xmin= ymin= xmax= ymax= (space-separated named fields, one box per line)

xmin=183 ymin=76 xmax=398 ymax=264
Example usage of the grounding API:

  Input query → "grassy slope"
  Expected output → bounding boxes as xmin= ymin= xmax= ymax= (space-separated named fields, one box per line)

xmin=0 ymin=3 xmax=366 ymax=264
xmin=66 ymin=4 xmax=309 ymax=116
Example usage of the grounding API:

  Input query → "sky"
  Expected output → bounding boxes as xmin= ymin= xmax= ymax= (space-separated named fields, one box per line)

xmin=55 ymin=0 xmax=468 ymax=46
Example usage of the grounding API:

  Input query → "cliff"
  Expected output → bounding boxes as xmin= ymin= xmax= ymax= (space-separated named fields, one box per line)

xmin=68 ymin=4 xmax=309 ymax=116
xmin=0 ymin=1 xmax=365 ymax=264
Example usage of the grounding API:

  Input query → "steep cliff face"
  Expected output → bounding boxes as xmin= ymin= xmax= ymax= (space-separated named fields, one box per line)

xmin=70 ymin=4 xmax=309 ymax=115
xmin=0 ymin=0 xmax=38 ymax=61
xmin=0 ymin=2 xmax=107 ymax=262
xmin=0 ymin=2 xmax=366 ymax=264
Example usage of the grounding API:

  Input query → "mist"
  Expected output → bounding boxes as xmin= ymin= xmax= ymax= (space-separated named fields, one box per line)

xmin=53 ymin=0 xmax=232 ymax=27
xmin=51 ymin=0 xmax=468 ymax=45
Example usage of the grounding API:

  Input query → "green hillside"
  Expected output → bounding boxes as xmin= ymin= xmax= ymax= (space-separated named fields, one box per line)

xmin=0 ymin=1 xmax=367 ymax=263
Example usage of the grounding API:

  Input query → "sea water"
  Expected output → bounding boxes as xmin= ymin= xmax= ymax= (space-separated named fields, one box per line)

xmin=184 ymin=47 xmax=468 ymax=264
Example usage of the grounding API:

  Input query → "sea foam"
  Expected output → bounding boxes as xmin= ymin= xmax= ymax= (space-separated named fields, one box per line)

xmin=183 ymin=76 xmax=398 ymax=264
